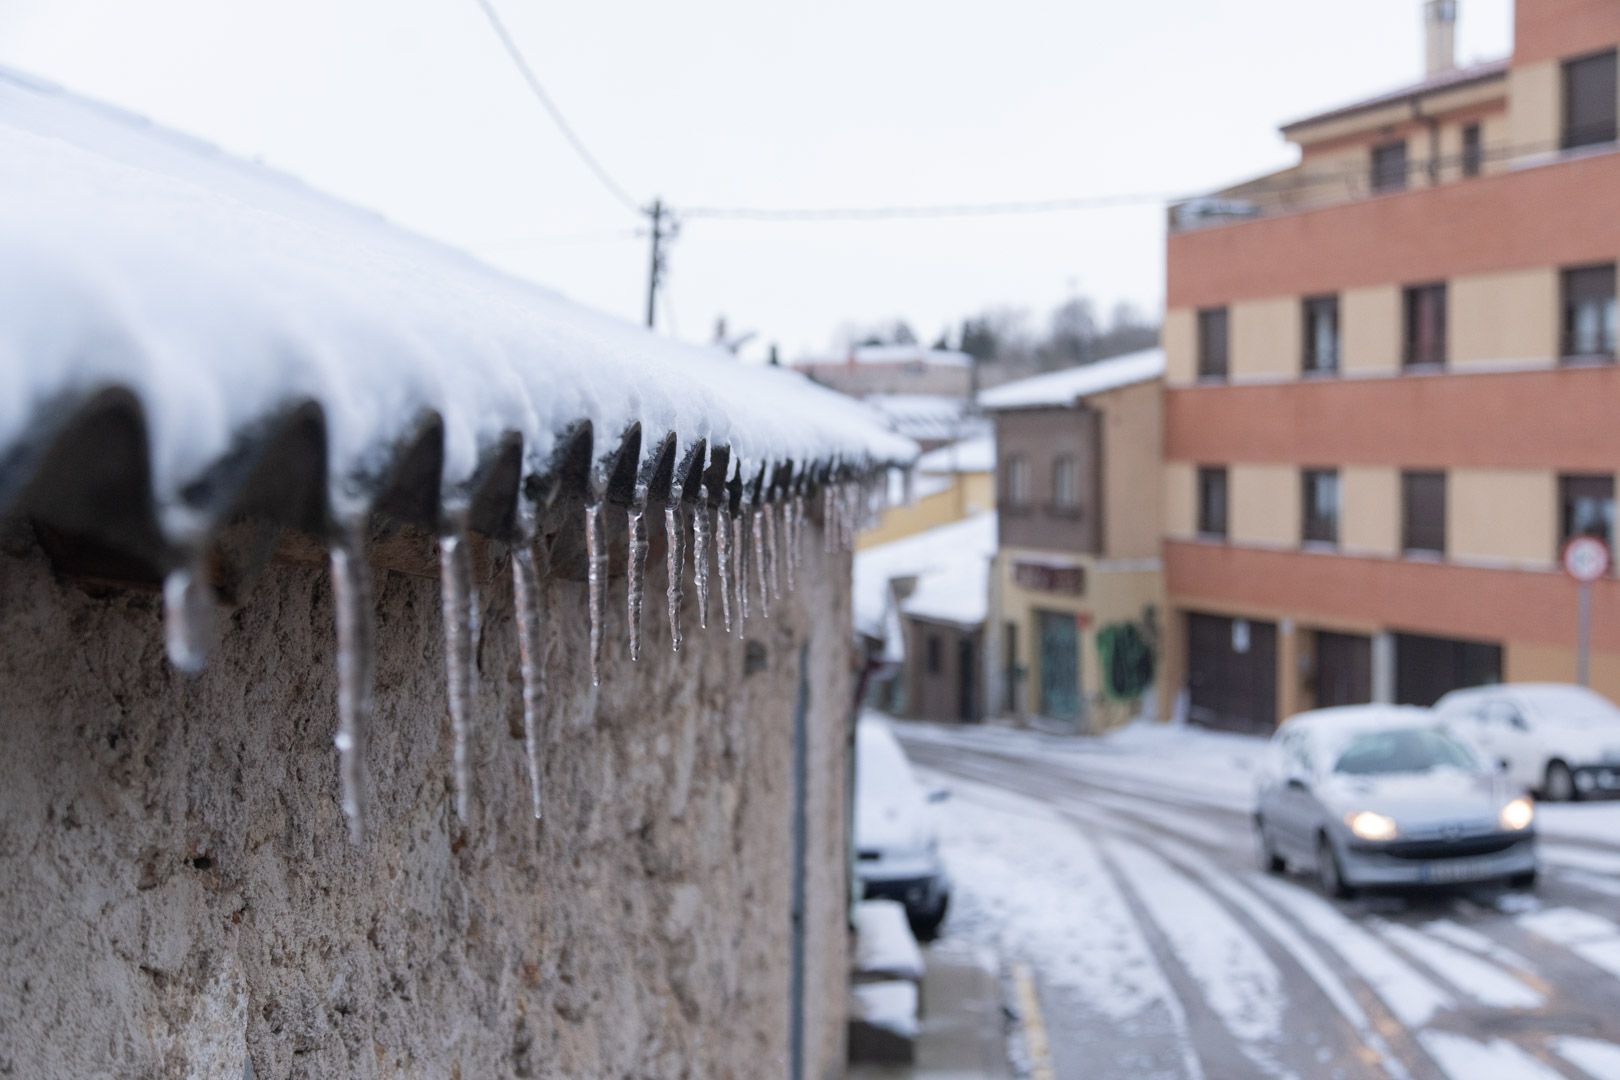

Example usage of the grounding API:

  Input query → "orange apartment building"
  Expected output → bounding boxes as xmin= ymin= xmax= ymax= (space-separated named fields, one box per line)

xmin=1162 ymin=0 xmax=1620 ymax=732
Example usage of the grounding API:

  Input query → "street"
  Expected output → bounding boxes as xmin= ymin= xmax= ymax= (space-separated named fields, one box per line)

xmin=898 ymin=720 xmax=1620 ymax=1080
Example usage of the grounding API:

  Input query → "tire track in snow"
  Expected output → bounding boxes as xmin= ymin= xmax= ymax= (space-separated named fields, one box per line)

xmin=1041 ymin=792 xmax=1412 ymax=1079
xmin=1420 ymin=919 xmax=1541 ymax=978
xmin=1417 ymin=1032 xmax=1564 ymax=1080
xmin=1249 ymin=877 xmax=1454 ymax=1028
xmin=1552 ymin=1035 xmax=1620 ymax=1078
xmin=1373 ymin=920 xmax=1544 ymax=1009
xmin=1104 ymin=838 xmax=1296 ymax=1079
xmin=926 ymin=771 xmax=1207 ymax=1079
xmin=1518 ymin=908 xmax=1620 ymax=982
xmin=1142 ymin=836 xmax=1413 ymax=1080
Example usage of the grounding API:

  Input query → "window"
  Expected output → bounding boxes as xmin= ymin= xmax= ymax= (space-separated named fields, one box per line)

xmin=1561 ymin=264 xmax=1617 ymax=360
xmin=1371 ymin=140 xmax=1408 ymax=193
xmin=1563 ymin=49 xmax=1618 ymax=151
xmin=1560 ymin=474 xmax=1615 ymax=559
xmin=1052 ymin=455 xmax=1079 ymax=510
xmin=1197 ymin=466 xmax=1228 ymax=538
xmin=1402 ymin=470 xmax=1447 ymax=555
xmin=1302 ymin=469 xmax=1340 ymax=546
xmin=1005 ymin=454 xmax=1030 ymax=507
xmin=1197 ymin=307 xmax=1229 ymax=380
xmin=1302 ymin=295 xmax=1340 ymax=374
xmin=1403 ymin=283 xmax=1448 ymax=367
xmin=925 ymin=633 xmax=942 ymax=675
xmin=1461 ymin=123 xmax=1483 ymax=177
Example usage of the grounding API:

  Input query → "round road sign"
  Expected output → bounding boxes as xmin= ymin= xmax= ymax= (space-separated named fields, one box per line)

xmin=1563 ymin=536 xmax=1610 ymax=583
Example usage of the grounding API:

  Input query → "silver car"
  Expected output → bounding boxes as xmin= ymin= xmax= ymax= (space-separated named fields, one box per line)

xmin=1254 ymin=706 xmax=1538 ymax=897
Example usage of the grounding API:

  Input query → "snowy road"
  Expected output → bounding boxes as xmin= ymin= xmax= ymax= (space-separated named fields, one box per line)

xmin=895 ymin=719 xmax=1620 ymax=1080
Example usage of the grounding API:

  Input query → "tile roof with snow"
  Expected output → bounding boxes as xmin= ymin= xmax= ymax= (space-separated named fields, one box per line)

xmin=977 ymin=349 xmax=1165 ymax=412
xmin=853 ymin=513 xmax=996 ymax=660
xmin=797 ymin=345 xmax=974 ymax=369
xmin=915 ymin=435 xmax=993 ymax=475
xmin=0 ymin=66 xmax=915 ymax=577
xmin=863 ymin=394 xmax=987 ymax=445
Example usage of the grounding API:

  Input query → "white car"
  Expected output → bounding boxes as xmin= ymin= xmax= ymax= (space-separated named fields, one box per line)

xmin=1434 ymin=683 xmax=1620 ymax=802
xmin=855 ymin=717 xmax=950 ymax=939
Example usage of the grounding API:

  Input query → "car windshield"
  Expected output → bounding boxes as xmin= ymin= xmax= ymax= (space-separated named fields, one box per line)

xmin=1332 ymin=728 xmax=1478 ymax=776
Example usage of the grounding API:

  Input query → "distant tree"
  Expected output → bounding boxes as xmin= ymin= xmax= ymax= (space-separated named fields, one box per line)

xmin=889 ymin=320 xmax=918 ymax=346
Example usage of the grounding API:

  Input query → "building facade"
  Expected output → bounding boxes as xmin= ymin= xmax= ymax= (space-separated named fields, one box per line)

xmin=982 ymin=351 xmax=1166 ymax=730
xmin=1162 ymin=0 xmax=1620 ymax=731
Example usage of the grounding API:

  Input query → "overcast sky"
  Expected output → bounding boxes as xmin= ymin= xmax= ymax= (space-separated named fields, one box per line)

xmin=1 ymin=0 xmax=1512 ymax=360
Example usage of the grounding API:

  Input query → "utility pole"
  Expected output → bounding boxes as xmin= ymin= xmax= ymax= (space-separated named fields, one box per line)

xmin=644 ymin=198 xmax=675 ymax=329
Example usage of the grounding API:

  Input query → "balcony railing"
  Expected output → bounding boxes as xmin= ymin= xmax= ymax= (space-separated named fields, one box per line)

xmin=1169 ymin=137 xmax=1617 ymax=234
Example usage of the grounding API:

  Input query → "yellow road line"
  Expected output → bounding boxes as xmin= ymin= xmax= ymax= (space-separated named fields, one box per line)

xmin=1011 ymin=962 xmax=1055 ymax=1080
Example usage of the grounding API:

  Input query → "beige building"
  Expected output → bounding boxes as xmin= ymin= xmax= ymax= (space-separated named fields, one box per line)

xmin=980 ymin=350 xmax=1167 ymax=730
xmin=1163 ymin=0 xmax=1620 ymax=731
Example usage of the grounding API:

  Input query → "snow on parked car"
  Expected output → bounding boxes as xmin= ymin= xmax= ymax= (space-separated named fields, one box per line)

xmin=855 ymin=715 xmax=951 ymax=939
xmin=1255 ymin=706 xmax=1538 ymax=897
xmin=1434 ymin=683 xmax=1620 ymax=802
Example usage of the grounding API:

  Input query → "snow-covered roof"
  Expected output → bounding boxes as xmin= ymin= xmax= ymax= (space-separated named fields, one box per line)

xmin=853 ymin=514 xmax=996 ymax=657
xmin=798 ymin=345 xmax=974 ymax=369
xmin=977 ymin=349 xmax=1165 ymax=412
xmin=863 ymin=394 xmax=988 ymax=444
xmin=915 ymin=434 xmax=994 ymax=475
xmin=0 ymin=67 xmax=914 ymax=559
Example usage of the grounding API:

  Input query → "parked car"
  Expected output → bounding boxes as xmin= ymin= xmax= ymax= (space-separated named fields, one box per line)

xmin=1434 ymin=683 xmax=1620 ymax=802
xmin=855 ymin=717 xmax=951 ymax=939
xmin=1254 ymin=705 xmax=1538 ymax=897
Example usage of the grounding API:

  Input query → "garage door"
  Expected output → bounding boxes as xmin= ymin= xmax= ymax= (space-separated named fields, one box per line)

xmin=1186 ymin=613 xmax=1278 ymax=734
xmin=1394 ymin=632 xmax=1502 ymax=707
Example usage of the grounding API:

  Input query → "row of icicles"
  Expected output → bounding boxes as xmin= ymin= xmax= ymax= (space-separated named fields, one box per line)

xmin=160 ymin=474 xmax=893 ymax=842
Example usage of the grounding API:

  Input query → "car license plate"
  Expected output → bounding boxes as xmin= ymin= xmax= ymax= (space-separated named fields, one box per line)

xmin=1421 ymin=856 xmax=1503 ymax=884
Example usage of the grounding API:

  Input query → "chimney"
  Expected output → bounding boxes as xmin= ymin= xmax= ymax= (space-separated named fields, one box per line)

xmin=1425 ymin=0 xmax=1458 ymax=77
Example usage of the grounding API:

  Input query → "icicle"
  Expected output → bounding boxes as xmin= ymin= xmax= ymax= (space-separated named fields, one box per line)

xmin=163 ymin=557 xmax=215 ymax=673
xmin=735 ymin=509 xmax=750 ymax=627
xmin=664 ymin=483 xmax=686 ymax=652
xmin=511 ymin=535 xmax=546 ymax=822
xmin=783 ymin=496 xmax=797 ymax=593
xmin=439 ymin=527 xmax=477 ymax=824
xmin=822 ymin=485 xmax=837 ymax=554
xmin=585 ymin=498 xmax=607 ymax=686
xmin=328 ymin=521 xmax=373 ymax=843
xmin=627 ymin=482 xmax=649 ymax=662
xmin=692 ymin=485 xmax=711 ymax=629
xmin=765 ymin=501 xmax=782 ymax=601
xmin=751 ymin=507 xmax=770 ymax=618
xmin=715 ymin=506 xmax=734 ymax=633
xmin=791 ymin=492 xmax=807 ymax=586
xmin=844 ymin=483 xmax=860 ymax=550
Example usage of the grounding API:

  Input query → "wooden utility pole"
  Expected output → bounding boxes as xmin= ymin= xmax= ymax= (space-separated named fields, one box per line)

xmin=644 ymin=198 xmax=672 ymax=329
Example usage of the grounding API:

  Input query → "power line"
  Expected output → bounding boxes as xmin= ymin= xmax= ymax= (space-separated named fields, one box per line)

xmin=681 ymin=191 xmax=1186 ymax=222
xmin=475 ymin=226 xmax=646 ymax=252
xmin=467 ymin=0 xmax=643 ymax=215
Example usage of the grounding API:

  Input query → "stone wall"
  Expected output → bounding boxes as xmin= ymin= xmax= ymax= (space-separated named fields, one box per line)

xmin=0 ymin=512 xmax=854 ymax=1079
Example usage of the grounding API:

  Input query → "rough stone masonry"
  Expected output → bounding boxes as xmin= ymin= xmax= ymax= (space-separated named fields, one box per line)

xmin=0 ymin=514 xmax=854 ymax=1079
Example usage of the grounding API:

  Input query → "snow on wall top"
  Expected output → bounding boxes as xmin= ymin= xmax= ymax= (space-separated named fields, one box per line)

xmin=977 ymin=349 xmax=1165 ymax=412
xmin=0 ymin=67 xmax=914 ymax=532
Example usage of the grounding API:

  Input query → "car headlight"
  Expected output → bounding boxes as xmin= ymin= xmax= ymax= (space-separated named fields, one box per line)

xmin=1499 ymin=796 xmax=1535 ymax=831
xmin=1346 ymin=810 xmax=1399 ymax=842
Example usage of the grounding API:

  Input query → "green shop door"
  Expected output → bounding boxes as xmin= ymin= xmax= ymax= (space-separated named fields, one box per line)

xmin=1037 ymin=610 xmax=1081 ymax=721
